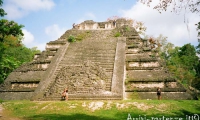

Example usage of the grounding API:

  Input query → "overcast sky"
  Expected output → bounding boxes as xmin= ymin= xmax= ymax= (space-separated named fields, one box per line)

xmin=2 ymin=0 xmax=200 ymax=51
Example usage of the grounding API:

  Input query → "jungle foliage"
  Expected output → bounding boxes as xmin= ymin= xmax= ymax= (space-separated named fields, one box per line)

xmin=0 ymin=0 xmax=40 ymax=83
xmin=152 ymin=35 xmax=200 ymax=90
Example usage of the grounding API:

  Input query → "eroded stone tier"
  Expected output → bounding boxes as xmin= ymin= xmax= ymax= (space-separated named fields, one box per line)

xmin=123 ymin=26 xmax=194 ymax=100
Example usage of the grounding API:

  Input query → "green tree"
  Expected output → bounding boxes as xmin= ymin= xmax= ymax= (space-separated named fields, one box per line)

xmin=0 ymin=0 xmax=41 ymax=83
xmin=0 ymin=44 xmax=41 ymax=83
xmin=0 ymin=19 xmax=24 ymax=43
xmin=0 ymin=0 xmax=24 ymax=61
xmin=166 ymin=44 xmax=199 ymax=86
xmin=0 ymin=0 xmax=6 ymax=17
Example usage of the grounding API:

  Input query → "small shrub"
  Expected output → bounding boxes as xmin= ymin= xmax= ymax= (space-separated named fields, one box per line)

xmin=114 ymin=32 xmax=121 ymax=37
xmin=76 ymin=34 xmax=86 ymax=41
xmin=68 ymin=35 xmax=76 ymax=42
xmin=86 ymin=31 xmax=90 ymax=34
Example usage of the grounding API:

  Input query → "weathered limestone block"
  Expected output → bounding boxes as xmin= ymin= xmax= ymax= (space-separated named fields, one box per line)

xmin=46 ymin=44 xmax=62 ymax=49
xmin=126 ymin=70 xmax=175 ymax=82
xmin=34 ymin=54 xmax=40 ymax=60
xmin=11 ymin=82 xmax=39 ymax=89
xmin=127 ymin=48 xmax=140 ymax=53
xmin=0 ymin=71 xmax=44 ymax=92
xmin=5 ymin=71 xmax=44 ymax=82
xmin=126 ymin=55 xmax=158 ymax=62
xmin=126 ymin=82 xmax=164 ymax=89
xmin=128 ymin=61 xmax=160 ymax=68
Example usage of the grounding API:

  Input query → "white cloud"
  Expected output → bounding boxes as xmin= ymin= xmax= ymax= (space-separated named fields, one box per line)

xmin=3 ymin=0 xmax=55 ymax=19
xmin=120 ymin=1 xmax=200 ymax=47
xmin=45 ymin=24 xmax=66 ymax=40
xmin=22 ymin=25 xmax=66 ymax=51
xmin=22 ymin=29 xmax=34 ymax=45
xmin=34 ymin=43 xmax=46 ymax=51
xmin=22 ymin=29 xmax=46 ymax=51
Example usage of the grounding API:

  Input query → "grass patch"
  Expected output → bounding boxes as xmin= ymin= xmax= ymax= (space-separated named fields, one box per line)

xmin=126 ymin=26 xmax=130 ymax=31
xmin=0 ymin=99 xmax=4 ymax=104
xmin=2 ymin=100 xmax=200 ymax=120
xmin=114 ymin=32 xmax=121 ymax=37
xmin=76 ymin=31 xmax=91 ymax=41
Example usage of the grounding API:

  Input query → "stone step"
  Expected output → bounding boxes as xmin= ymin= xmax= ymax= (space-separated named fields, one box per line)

xmin=70 ymin=50 xmax=116 ymax=54
xmin=99 ymin=65 xmax=113 ymax=69
xmin=105 ymin=68 xmax=113 ymax=71
xmin=126 ymin=67 xmax=160 ymax=70
xmin=71 ymin=56 xmax=115 ymax=59
xmin=72 ymin=53 xmax=116 ymax=56
xmin=61 ymin=60 xmax=114 ymax=65
xmin=65 ymin=51 xmax=116 ymax=56
xmin=75 ymin=54 xmax=116 ymax=58
xmin=43 ymin=94 xmax=122 ymax=100
xmin=125 ymin=92 xmax=193 ymax=100
xmin=68 ymin=42 xmax=116 ymax=47
xmin=125 ymin=87 xmax=186 ymax=92
xmin=126 ymin=51 xmax=141 ymax=54
xmin=126 ymin=56 xmax=158 ymax=62
xmin=46 ymin=48 xmax=59 ymax=51
xmin=126 ymin=70 xmax=175 ymax=82
xmin=67 ymin=48 xmax=116 ymax=51
xmin=63 ymin=56 xmax=115 ymax=60
xmin=61 ymin=58 xmax=114 ymax=62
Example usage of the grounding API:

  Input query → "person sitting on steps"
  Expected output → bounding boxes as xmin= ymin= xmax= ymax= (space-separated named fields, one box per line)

xmin=61 ymin=87 xmax=68 ymax=101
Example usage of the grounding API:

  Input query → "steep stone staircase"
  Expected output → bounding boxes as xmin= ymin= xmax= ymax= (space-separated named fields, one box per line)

xmin=42 ymin=30 xmax=123 ymax=100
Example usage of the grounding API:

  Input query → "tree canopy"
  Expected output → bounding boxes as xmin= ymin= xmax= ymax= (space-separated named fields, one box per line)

xmin=0 ymin=0 xmax=40 ymax=83
xmin=0 ymin=19 xmax=24 ymax=42
xmin=0 ymin=0 xmax=6 ymax=17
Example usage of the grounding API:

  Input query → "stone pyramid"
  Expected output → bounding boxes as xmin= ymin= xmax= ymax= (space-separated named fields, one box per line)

xmin=0 ymin=19 xmax=194 ymax=100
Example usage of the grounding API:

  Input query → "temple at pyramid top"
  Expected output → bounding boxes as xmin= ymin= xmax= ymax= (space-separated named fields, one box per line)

xmin=72 ymin=19 xmax=133 ymax=30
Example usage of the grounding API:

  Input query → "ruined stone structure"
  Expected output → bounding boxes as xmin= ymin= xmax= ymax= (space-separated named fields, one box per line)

xmin=0 ymin=19 xmax=194 ymax=100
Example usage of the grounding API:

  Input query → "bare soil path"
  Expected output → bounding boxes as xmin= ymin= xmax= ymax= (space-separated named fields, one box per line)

xmin=0 ymin=104 xmax=22 ymax=120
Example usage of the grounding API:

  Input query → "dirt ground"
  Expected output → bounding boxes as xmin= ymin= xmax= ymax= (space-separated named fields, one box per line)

xmin=0 ymin=104 xmax=22 ymax=120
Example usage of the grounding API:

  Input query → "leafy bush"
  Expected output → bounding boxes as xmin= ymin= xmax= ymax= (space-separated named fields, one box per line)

xmin=68 ymin=35 xmax=76 ymax=42
xmin=114 ymin=32 xmax=121 ymax=37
